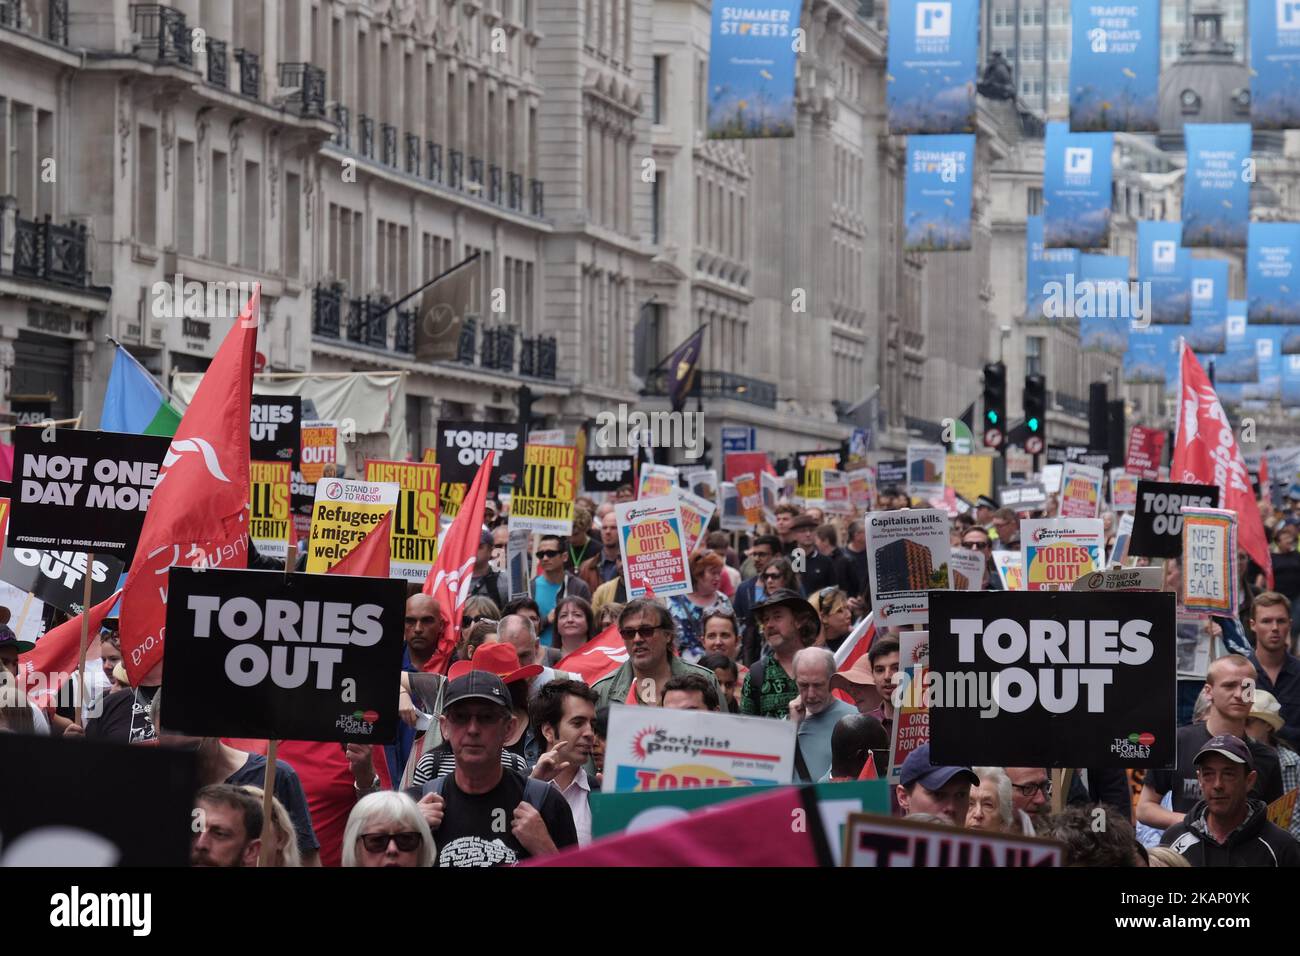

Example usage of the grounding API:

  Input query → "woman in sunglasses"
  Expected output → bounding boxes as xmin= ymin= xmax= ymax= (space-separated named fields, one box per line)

xmin=811 ymin=587 xmax=854 ymax=654
xmin=342 ymin=791 xmax=435 ymax=867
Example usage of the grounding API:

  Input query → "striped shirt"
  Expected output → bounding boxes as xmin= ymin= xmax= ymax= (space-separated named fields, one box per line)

xmin=411 ymin=745 xmax=530 ymax=789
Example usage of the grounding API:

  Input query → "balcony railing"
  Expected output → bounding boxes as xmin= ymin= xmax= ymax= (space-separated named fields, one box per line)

xmin=0 ymin=0 xmax=20 ymax=30
xmin=530 ymin=178 xmax=544 ymax=217
xmin=277 ymin=62 xmax=326 ymax=117
xmin=519 ymin=335 xmax=558 ymax=380
xmin=206 ymin=38 xmax=228 ymax=88
xmin=332 ymin=103 xmax=350 ymax=149
xmin=130 ymin=4 xmax=194 ymax=66
xmin=508 ymin=172 xmax=523 ymax=211
xmin=427 ymin=141 xmax=442 ymax=183
xmin=1050 ymin=390 xmax=1092 ymax=418
xmin=358 ymin=114 xmax=374 ymax=158
xmin=9 ymin=214 xmax=90 ymax=287
xmin=448 ymin=149 xmax=463 ymax=189
xmin=468 ymin=156 xmax=484 ymax=190
xmin=381 ymin=123 xmax=397 ymax=167
xmin=641 ymin=369 xmax=776 ymax=408
xmin=234 ymin=47 xmax=260 ymax=98
xmin=405 ymin=133 xmax=421 ymax=175
xmin=489 ymin=165 xmax=502 ymax=204
xmin=395 ymin=309 xmax=416 ymax=354
xmin=49 ymin=0 xmax=66 ymax=44
xmin=312 ymin=284 xmax=343 ymax=338
xmin=457 ymin=317 xmax=477 ymax=363
xmin=482 ymin=325 xmax=516 ymax=371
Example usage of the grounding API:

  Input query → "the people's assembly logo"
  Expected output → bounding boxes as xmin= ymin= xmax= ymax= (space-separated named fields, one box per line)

xmin=335 ymin=709 xmax=380 ymax=735
xmin=1110 ymin=731 xmax=1156 ymax=760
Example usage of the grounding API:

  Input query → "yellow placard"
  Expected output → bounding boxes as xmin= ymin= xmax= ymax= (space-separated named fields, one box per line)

xmin=510 ymin=444 xmax=578 ymax=534
xmin=300 ymin=423 xmax=339 ymax=485
xmin=797 ymin=455 xmax=838 ymax=501
xmin=945 ymin=454 xmax=994 ymax=505
xmin=304 ymin=479 xmax=398 ymax=573
xmin=1268 ymin=789 xmax=1298 ymax=829
xmin=249 ymin=461 xmax=291 ymax=559
xmin=365 ymin=460 xmax=440 ymax=581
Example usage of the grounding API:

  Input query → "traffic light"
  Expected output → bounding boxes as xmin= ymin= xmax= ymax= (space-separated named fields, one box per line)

xmin=1024 ymin=373 xmax=1047 ymax=452
xmin=701 ymin=437 xmax=714 ymax=470
xmin=982 ymin=362 xmax=1006 ymax=449
xmin=518 ymin=385 xmax=536 ymax=428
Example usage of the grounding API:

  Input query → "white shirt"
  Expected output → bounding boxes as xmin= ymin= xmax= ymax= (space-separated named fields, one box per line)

xmin=552 ymin=768 xmax=593 ymax=846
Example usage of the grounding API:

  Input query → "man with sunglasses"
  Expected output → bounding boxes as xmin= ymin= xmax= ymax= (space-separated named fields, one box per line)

xmin=532 ymin=533 xmax=592 ymax=648
xmin=959 ymin=526 xmax=1001 ymax=590
xmin=416 ymin=671 xmax=577 ymax=867
xmin=591 ymin=598 xmax=720 ymax=709
xmin=733 ymin=535 xmax=781 ymax=650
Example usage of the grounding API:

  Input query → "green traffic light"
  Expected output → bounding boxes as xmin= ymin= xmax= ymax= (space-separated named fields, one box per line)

xmin=987 ymin=411 xmax=999 ymax=424
xmin=1028 ymin=417 xmax=1040 ymax=431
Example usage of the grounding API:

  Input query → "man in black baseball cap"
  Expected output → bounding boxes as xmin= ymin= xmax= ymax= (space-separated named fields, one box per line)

xmin=1160 ymin=734 xmax=1300 ymax=867
xmin=412 ymin=672 xmax=576 ymax=866
xmin=896 ymin=743 xmax=980 ymax=824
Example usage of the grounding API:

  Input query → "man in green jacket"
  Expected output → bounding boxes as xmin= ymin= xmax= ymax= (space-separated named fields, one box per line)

xmin=592 ymin=598 xmax=719 ymax=709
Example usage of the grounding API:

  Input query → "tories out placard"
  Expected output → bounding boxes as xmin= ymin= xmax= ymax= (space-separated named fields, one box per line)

xmin=249 ymin=395 xmax=301 ymax=466
xmin=1021 ymin=519 xmax=1104 ymax=591
xmin=1129 ymin=480 xmax=1220 ymax=559
xmin=162 ymin=567 xmax=406 ymax=742
xmin=8 ymin=428 xmax=169 ymax=563
xmin=435 ymin=420 xmax=525 ymax=516
xmin=584 ymin=455 xmax=635 ymax=492
xmin=615 ymin=495 xmax=692 ymax=598
xmin=928 ymin=590 xmax=1176 ymax=768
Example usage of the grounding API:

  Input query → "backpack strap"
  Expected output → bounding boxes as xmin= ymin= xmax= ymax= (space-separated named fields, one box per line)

xmin=425 ymin=768 xmax=550 ymax=814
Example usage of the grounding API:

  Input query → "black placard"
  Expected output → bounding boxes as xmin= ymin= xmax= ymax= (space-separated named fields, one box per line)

xmin=795 ymin=449 xmax=843 ymax=486
xmin=250 ymin=395 xmax=301 ymax=466
xmin=584 ymin=455 xmax=635 ymax=492
xmin=1129 ymin=480 xmax=1220 ymax=559
xmin=998 ymin=482 xmax=1048 ymax=510
xmin=0 ymin=547 xmax=124 ymax=615
xmin=434 ymin=420 xmax=525 ymax=487
xmin=876 ymin=460 xmax=907 ymax=488
xmin=929 ymin=590 xmax=1176 ymax=769
xmin=162 ymin=567 xmax=406 ymax=742
xmin=7 ymin=428 xmax=170 ymax=563
xmin=0 ymin=734 xmax=196 ymax=866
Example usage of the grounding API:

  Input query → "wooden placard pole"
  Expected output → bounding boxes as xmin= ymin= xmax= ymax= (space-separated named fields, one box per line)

xmin=75 ymin=551 xmax=94 ymax=721
xmin=258 ymin=544 xmax=297 ymax=867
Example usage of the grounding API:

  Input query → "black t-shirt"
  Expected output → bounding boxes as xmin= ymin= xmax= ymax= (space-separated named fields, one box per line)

xmin=226 ymin=753 xmax=321 ymax=854
xmin=83 ymin=686 xmax=158 ymax=745
xmin=1146 ymin=723 xmax=1284 ymax=814
xmin=435 ymin=770 xmax=577 ymax=867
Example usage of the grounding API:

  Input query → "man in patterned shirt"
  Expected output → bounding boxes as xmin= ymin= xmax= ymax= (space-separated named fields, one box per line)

xmin=740 ymin=589 xmax=819 ymax=719
xmin=1246 ymin=689 xmax=1300 ymax=841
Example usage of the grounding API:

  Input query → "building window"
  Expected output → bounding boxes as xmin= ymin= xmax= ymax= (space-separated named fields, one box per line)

xmin=1026 ymin=336 xmax=1044 ymax=378
xmin=137 ymin=125 xmax=158 ymax=247
xmin=651 ymin=176 xmax=662 ymax=244
xmin=177 ymin=140 xmax=195 ymax=256
xmin=1027 ymin=187 xmax=1043 ymax=216
xmin=992 ymin=7 xmax=1013 ymax=27
xmin=211 ymin=150 xmax=228 ymax=263
xmin=1021 ymin=42 xmax=1042 ymax=62
xmin=242 ymin=160 xmax=261 ymax=270
xmin=653 ymin=55 xmax=667 ymax=124
xmin=1022 ymin=7 xmax=1042 ymax=26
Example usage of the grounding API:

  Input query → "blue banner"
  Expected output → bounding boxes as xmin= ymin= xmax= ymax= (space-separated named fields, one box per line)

xmin=706 ymin=2 xmax=800 ymax=139
xmin=1077 ymin=255 xmax=1131 ymax=355
xmin=1025 ymin=215 xmax=1080 ymax=323
xmin=886 ymin=0 xmax=979 ymax=134
xmin=1137 ymin=221 xmax=1190 ymax=324
xmin=1124 ymin=324 xmax=1171 ymax=384
xmin=1283 ymin=329 xmax=1300 ymax=355
xmin=1250 ymin=0 xmax=1300 ymax=129
xmin=1214 ymin=304 xmax=1250 ymax=405
xmin=1283 ymin=353 xmax=1300 ymax=407
xmin=1068 ymin=1 xmax=1160 ymax=131
xmin=1247 ymin=222 xmax=1300 ymax=323
xmin=1182 ymin=124 xmax=1251 ymax=247
xmin=1186 ymin=259 xmax=1228 ymax=354
xmin=904 ymin=135 xmax=974 ymax=251
xmin=1244 ymin=325 xmax=1281 ymax=405
xmin=1043 ymin=122 xmax=1113 ymax=249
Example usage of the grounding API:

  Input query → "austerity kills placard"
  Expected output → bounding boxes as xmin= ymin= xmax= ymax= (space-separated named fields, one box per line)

xmin=364 ymin=460 xmax=440 ymax=581
xmin=161 ymin=567 xmax=406 ymax=742
xmin=304 ymin=479 xmax=399 ymax=573
xmin=249 ymin=461 xmax=292 ymax=562
xmin=1129 ymin=480 xmax=1220 ymax=559
xmin=615 ymin=495 xmax=693 ymax=598
xmin=249 ymin=395 xmax=301 ymax=466
xmin=584 ymin=455 xmax=635 ymax=492
xmin=1126 ymin=426 xmax=1165 ymax=480
xmin=1021 ymin=519 xmax=1104 ymax=591
xmin=510 ymin=444 xmax=578 ymax=535
xmin=928 ymin=590 xmax=1177 ymax=768
xmin=8 ymin=428 xmax=169 ymax=563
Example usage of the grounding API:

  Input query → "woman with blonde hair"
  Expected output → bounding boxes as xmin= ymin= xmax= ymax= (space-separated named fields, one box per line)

xmin=236 ymin=786 xmax=301 ymax=867
xmin=342 ymin=791 xmax=435 ymax=867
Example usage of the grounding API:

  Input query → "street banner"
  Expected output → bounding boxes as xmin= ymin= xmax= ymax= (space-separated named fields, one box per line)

xmin=509 ymin=444 xmax=577 ymax=535
xmin=1067 ymin=0 xmax=1159 ymax=131
xmin=1180 ymin=507 xmax=1238 ymax=617
xmin=848 ymin=468 xmax=876 ymax=512
xmin=993 ymin=551 xmax=1024 ymax=591
xmin=928 ymin=589 xmax=1177 ymax=768
xmin=638 ymin=463 xmax=679 ymax=500
xmin=734 ymin=472 xmax=763 ymax=526
xmin=1139 ymin=221 xmax=1190 ymax=324
xmin=0 ymin=734 xmax=197 ymax=866
xmin=886 ymin=0 xmax=979 ymax=134
xmin=249 ymin=461 xmax=291 ymax=562
xmin=1110 ymin=469 xmax=1138 ymax=512
xmin=1076 ymin=254 xmax=1131 ymax=354
xmin=904 ymin=134 xmax=974 ymax=251
xmin=1124 ymin=322 xmax=1175 ymax=384
xmin=1248 ymin=222 xmax=1300 ymax=323
xmin=1058 ymin=462 xmax=1104 ymax=518
xmin=1125 ymin=426 xmax=1165 ymax=479
xmin=8 ymin=428 xmax=168 ymax=563
xmin=435 ymin=421 xmax=525 ymax=517
xmin=1182 ymin=123 xmax=1251 ymax=247
xmin=822 ymin=469 xmax=853 ymax=516
xmin=877 ymin=460 xmax=908 ymax=489
xmin=1043 ymin=122 xmax=1113 ymax=249
xmin=1021 ymin=518 xmax=1104 ymax=591
xmin=1187 ymin=258 xmax=1229 ymax=354
xmin=677 ymin=488 xmax=716 ymax=556
xmin=843 ymin=814 xmax=1063 ymax=868
xmin=999 ymin=483 xmax=1047 ymax=512
xmin=249 ymin=394 xmax=301 ymax=466
xmin=584 ymin=455 xmax=635 ymax=493
xmin=162 ymin=567 xmax=406 ymax=742
xmin=304 ymin=478 xmax=399 ymax=573
xmin=1041 ymin=464 xmax=1063 ymax=493
xmin=760 ymin=470 xmax=781 ymax=524
xmin=949 ymin=549 xmax=986 ymax=591
xmin=866 ymin=509 xmax=951 ymax=627
xmin=945 ymin=454 xmax=993 ymax=505
xmin=1250 ymin=0 xmax=1300 ymax=129
xmin=1109 ymin=512 xmax=1135 ymax=567
xmin=507 ymin=526 xmax=531 ymax=600
xmin=1129 ymin=480 xmax=1220 ymax=559
xmin=724 ymin=451 xmax=774 ymax=482
xmin=906 ymin=444 xmax=946 ymax=500
xmin=706 ymin=0 xmax=799 ymax=140
xmin=1025 ymin=215 xmax=1081 ymax=323
xmin=602 ymin=703 xmax=797 ymax=792
xmin=299 ymin=420 xmax=339 ymax=485
xmin=719 ymin=482 xmax=746 ymax=531
xmin=363 ymin=460 xmax=440 ymax=581
xmin=685 ymin=469 xmax=718 ymax=501
xmin=1071 ymin=566 xmax=1162 ymax=592
xmin=888 ymin=630 xmax=931 ymax=783
xmin=615 ymin=495 xmax=693 ymax=599
xmin=796 ymin=450 xmax=841 ymax=503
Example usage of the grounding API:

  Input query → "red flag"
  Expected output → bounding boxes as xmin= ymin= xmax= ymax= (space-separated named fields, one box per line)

xmin=555 ymin=624 xmax=628 ymax=685
xmin=327 ymin=511 xmax=392 ymax=578
xmin=831 ymin=613 xmax=876 ymax=706
xmin=857 ymin=751 xmax=879 ymax=781
xmin=1172 ymin=340 xmax=1272 ymax=587
xmin=18 ymin=589 xmax=122 ymax=711
xmin=420 ymin=454 xmax=493 ymax=673
xmin=119 ymin=288 xmax=259 ymax=684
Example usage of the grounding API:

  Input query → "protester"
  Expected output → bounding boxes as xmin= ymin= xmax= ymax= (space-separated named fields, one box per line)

xmin=895 ymin=744 xmax=979 ymax=824
xmin=811 ymin=586 xmax=854 ymax=653
xmin=1247 ymin=591 xmax=1300 ymax=743
xmin=191 ymin=784 xmax=264 ymax=868
xmin=698 ymin=653 xmax=740 ymax=713
xmin=592 ymin=598 xmax=719 ymax=708
xmin=789 ymin=647 xmax=857 ymax=782
xmin=1005 ymin=767 xmax=1052 ymax=834
xmin=497 ymin=613 xmax=570 ymax=697
xmin=341 ymin=791 xmax=436 ymax=867
xmin=553 ymin=595 xmax=595 ymax=658
xmin=790 ymin=514 xmax=836 ymax=594
xmin=814 ymin=524 xmax=857 ymax=594
xmin=825 ymin=713 xmax=889 ymax=781
xmin=468 ymin=530 xmax=510 ymax=608
xmin=1244 ymin=689 xmax=1300 ymax=840
xmin=0 ymin=631 xmax=50 ymax=735
xmin=967 ymin=767 xmax=1015 ymax=833
xmin=865 ymin=637 xmax=901 ymax=737
xmin=843 ymin=520 xmax=869 ymax=603
xmin=1043 ymin=806 xmax=1141 ymax=867
xmin=990 ymin=508 xmax=1020 ymax=551
xmin=595 ymin=602 xmax=624 ymax=630
xmin=413 ymin=671 xmax=578 ymax=866
xmin=532 ymin=534 xmax=592 ymax=647
xmin=1159 ymin=735 xmax=1300 ymax=866
xmin=706 ymin=530 xmax=742 ymax=596
xmin=237 ymin=786 xmax=301 ymax=867
xmin=774 ymin=503 xmax=800 ymax=555
xmin=733 ymin=534 xmax=780 ymax=660
xmin=740 ymin=589 xmax=819 ymax=719
xmin=959 ymin=526 xmax=1001 ymax=590
xmin=1147 ymin=846 xmax=1192 ymax=868
xmin=578 ymin=510 xmax=622 ymax=593
xmin=564 ymin=505 xmax=600 ymax=573
xmin=528 ymin=679 xmax=599 ymax=846
xmin=829 ymin=656 xmax=883 ymax=716
xmin=667 ymin=551 xmax=734 ymax=662
xmin=661 ymin=673 xmax=721 ymax=711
